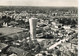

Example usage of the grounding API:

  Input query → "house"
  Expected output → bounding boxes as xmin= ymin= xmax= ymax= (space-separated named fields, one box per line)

xmin=0 ymin=43 xmax=9 ymax=53
xmin=3 ymin=22 xmax=8 ymax=27
xmin=7 ymin=46 xmax=29 ymax=56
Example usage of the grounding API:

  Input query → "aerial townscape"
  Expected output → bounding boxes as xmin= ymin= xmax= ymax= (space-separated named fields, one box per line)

xmin=0 ymin=6 xmax=78 ymax=56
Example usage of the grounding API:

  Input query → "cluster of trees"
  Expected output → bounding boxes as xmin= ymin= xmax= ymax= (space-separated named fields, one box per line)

xmin=58 ymin=18 xmax=77 ymax=25
xmin=1 ymin=15 xmax=12 ymax=23
xmin=0 ymin=15 xmax=29 ymax=28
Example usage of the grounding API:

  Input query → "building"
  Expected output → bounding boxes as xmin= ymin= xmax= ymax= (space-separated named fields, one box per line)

xmin=29 ymin=18 xmax=37 ymax=40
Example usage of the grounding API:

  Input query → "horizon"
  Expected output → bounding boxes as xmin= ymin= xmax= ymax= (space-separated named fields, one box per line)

xmin=0 ymin=5 xmax=78 ymax=8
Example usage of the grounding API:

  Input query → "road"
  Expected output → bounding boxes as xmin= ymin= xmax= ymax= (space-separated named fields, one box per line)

xmin=48 ymin=37 xmax=69 ymax=50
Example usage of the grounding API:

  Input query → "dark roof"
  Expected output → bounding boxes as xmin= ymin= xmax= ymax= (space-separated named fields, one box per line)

xmin=70 ymin=39 xmax=78 ymax=44
xmin=0 ymin=20 xmax=4 ymax=24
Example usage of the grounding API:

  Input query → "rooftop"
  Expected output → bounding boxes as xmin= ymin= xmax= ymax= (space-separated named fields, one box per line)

xmin=0 ymin=43 xmax=8 ymax=52
xmin=0 ymin=27 xmax=24 ymax=36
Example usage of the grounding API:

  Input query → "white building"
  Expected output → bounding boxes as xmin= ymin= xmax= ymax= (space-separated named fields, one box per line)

xmin=29 ymin=18 xmax=37 ymax=40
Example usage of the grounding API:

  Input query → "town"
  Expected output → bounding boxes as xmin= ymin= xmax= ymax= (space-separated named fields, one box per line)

xmin=0 ymin=6 xmax=78 ymax=56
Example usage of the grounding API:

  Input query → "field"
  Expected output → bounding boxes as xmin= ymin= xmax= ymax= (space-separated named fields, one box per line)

xmin=0 ymin=27 xmax=24 ymax=35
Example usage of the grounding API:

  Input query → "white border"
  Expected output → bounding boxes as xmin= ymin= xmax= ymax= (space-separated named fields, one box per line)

xmin=78 ymin=0 xmax=79 ymax=56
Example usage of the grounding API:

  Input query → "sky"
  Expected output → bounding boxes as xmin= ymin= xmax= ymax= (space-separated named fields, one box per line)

xmin=0 ymin=0 xmax=78 ymax=7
